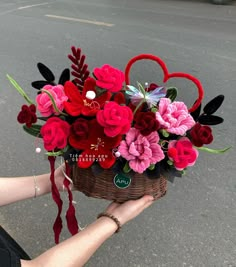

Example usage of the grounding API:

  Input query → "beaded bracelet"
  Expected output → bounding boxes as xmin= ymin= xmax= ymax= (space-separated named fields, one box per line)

xmin=97 ymin=212 xmax=121 ymax=233
xmin=33 ymin=175 xmax=40 ymax=198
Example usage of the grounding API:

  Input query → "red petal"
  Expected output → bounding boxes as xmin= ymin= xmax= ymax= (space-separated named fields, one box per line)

xmin=77 ymin=152 xmax=95 ymax=168
xmin=96 ymin=92 xmax=112 ymax=107
xmin=69 ymin=134 xmax=89 ymax=149
xmin=99 ymin=151 xmax=116 ymax=169
xmin=64 ymin=81 xmax=81 ymax=102
xmin=82 ymin=77 xmax=96 ymax=97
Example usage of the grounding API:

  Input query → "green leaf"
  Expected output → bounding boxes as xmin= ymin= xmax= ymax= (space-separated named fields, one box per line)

xmin=123 ymin=161 xmax=131 ymax=173
xmin=46 ymin=150 xmax=64 ymax=156
xmin=166 ymin=87 xmax=178 ymax=102
xmin=148 ymin=164 xmax=155 ymax=170
xmin=151 ymin=107 xmax=157 ymax=112
xmin=7 ymin=74 xmax=34 ymax=104
xmin=196 ymin=146 xmax=231 ymax=154
xmin=167 ymin=160 xmax=173 ymax=166
xmin=23 ymin=124 xmax=42 ymax=137
xmin=137 ymin=82 xmax=146 ymax=97
xmin=160 ymin=129 xmax=169 ymax=138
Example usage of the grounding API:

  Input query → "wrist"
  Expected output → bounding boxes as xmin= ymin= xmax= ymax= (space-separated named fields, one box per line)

xmin=34 ymin=173 xmax=51 ymax=196
xmin=96 ymin=216 xmax=119 ymax=234
xmin=97 ymin=213 xmax=121 ymax=233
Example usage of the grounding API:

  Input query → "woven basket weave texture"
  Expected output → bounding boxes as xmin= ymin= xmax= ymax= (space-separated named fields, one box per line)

xmin=72 ymin=166 xmax=167 ymax=203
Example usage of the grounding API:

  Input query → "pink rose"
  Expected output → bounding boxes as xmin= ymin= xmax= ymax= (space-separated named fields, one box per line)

xmin=41 ymin=117 xmax=70 ymax=151
xmin=156 ymin=98 xmax=195 ymax=135
xmin=97 ymin=102 xmax=133 ymax=137
xmin=36 ymin=84 xmax=68 ymax=117
xmin=167 ymin=137 xmax=198 ymax=171
xmin=93 ymin=64 xmax=125 ymax=92
xmin=118 ymin=128 xmax=165 ymax=173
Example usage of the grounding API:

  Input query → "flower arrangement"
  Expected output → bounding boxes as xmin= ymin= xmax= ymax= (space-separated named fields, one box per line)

xmin=8 ymin=47 xmax=230 ymax=243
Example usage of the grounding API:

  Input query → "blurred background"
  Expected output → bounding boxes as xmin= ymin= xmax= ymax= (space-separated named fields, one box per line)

xmin=0 ymin=0 xmax=235 ymax=266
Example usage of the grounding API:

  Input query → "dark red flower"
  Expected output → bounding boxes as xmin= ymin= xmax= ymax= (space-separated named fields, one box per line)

xmin=72 ymin=119 xmax=122 ymax=169
xmin=17 ymin=104 xmax=37 ymax=128
xmin=190 ymin=123 xmax=213 ymax=147
xmin=146 ymin=83 xmax=159 ymax=92
xmin=113 ymin=92 xmax=126 ymax=105
xmin=134 ymin=112 xmax=159 ymax=136
xmin=64 ymin=77 xmax=111 ymax=117
xmin=41 ymin=117 xmax=70 ymax=151
xmin=69 ymin=118 xmax=90 ymax=147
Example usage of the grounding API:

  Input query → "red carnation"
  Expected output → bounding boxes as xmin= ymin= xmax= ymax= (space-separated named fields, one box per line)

xmin=41 ymin=117 xmax=70 ymax=151
xmin=69 ymin=118 xmax=90 ymax=147
xmin=17 ymin=104 xmax=37 ymax=128
xmin=190 ymin=123 xmax=213 ymax=147
xmin=134 ymin=112 xmax=159 ymax=136
xmin=97 ymin=101 xmax=133 ymax=137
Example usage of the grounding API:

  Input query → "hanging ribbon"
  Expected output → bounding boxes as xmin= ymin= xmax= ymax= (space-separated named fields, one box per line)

xmin=48 ymin=156 xmax=63 ymax=244
xmin=64 ymin=162 xmax=79 ymax=236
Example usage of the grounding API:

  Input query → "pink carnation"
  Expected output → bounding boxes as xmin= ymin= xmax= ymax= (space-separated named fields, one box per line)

xmin=156 ymin=98 xmax=195 ymax=135
xmin=118 ymin=128 xmax=165 ymax=173
xmin=36 ymin=84 xmax=68 ymax=117
xmin=168 ymin=137 xmax=199 ymax=171
xmin=93 ymin=64 xmax=125 ymax=92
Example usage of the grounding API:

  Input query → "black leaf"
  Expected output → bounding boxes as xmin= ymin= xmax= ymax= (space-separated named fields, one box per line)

xmin=145 ymin=163 xmax=161 ymax=179
xmin=91 ymin=163 xmax=104 ymax=176
xmin=190 ymin=103 xmax=202 ymax=121
xmin=37 ymin=63 xmax=55 ymax=82
xmin=203 ymin=95 xmax=224 ymax=115
xmin=58 ymin=68 xmax=70 ymax=85
xmin=166 ymin=87 xmax=178 ymax=102
xmin=198 ymin=114 xmax=224 ymax=125
xmin=31 ymin=80 xmax=54 ymax=89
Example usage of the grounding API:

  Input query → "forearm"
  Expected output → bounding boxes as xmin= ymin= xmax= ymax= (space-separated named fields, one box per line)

xmin=22 ymin=217 xmax=117 ymax=267
xmin=0 ymin=173 xmax=51 ymax=206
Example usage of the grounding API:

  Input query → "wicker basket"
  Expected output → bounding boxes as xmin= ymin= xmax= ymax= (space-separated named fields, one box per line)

xmin=72 ymin=165 xmax=167 ymax=203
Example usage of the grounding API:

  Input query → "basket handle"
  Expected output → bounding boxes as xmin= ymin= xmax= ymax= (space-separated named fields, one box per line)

xmin=124 ymin=54 xmax=204 ymax=113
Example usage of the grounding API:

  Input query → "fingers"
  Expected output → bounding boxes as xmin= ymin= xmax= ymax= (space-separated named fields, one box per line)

xmin=134 ymin=195 xmax=154 ymax=207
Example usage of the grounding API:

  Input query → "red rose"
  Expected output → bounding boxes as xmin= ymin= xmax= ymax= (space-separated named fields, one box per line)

xmin=17 ymin=104 xmax=37 ymax=128
xmin=190 ymin=123 xmax=213 ymax=147
xmin=97 ymin=102 xmax=133 ymax=137
xmin=93 ymin=64 xmax=125 ymax=92
xmin=134 ymin=112 xmax=159 ymax=136
xmin=69 ymin=118 xmax=90 ymax=148
xmin=41 ymin=117 xmax=70 ymax=151
xmin=168 ymin=137 xmax=199 ymax=171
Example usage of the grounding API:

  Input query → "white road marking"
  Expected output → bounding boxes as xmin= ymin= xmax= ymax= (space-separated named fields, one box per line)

xmin=45 ymin=14 xmax=114 ymax=27
xmin=18 ymin=2 xmax=49 ymax=10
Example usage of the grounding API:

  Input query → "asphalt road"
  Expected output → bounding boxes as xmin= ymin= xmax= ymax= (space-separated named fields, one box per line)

xmin=0 ymin=0 xmax=236 ymax=266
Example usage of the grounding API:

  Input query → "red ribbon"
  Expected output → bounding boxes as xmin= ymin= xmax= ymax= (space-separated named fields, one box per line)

xmin=124 ymin=54 xmax=204 ymax=113
xmin=48 ymin=156 xmax=63 ymax=244
xmin=64 ymin=162 xmax=79 ymax=236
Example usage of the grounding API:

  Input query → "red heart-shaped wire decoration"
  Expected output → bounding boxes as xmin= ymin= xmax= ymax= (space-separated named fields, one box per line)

xmin=125 ymin=54 xmax=204 ymax=113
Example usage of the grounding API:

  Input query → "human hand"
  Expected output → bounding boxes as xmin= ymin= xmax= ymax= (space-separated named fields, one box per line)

xmin=53 ymin=164 xmax=67 ymax=191
xmin=104 ymin=195 xmax=154 ymax=226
